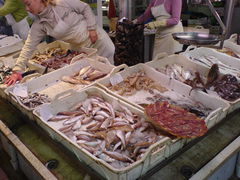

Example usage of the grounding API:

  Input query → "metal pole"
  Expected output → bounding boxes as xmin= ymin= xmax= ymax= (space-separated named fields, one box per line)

xmin=128 ymin=0 xmax=132 ymax=20
xmin=205 ymin=0 xmax=235 ymax=49
xmin=225 ymin=0 xmax=236 ymax=38
xmin=205 ymin=0 xmax=226 ymax=34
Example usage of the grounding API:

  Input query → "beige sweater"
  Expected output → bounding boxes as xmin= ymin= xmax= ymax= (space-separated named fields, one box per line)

xmin=13 ymin=0 xmax=97 ymax=72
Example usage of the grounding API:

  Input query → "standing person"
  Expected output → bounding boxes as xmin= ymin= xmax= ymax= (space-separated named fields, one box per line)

xmin=135 ymin=0 xmax=183 ymax=58
xmin=0 ymin=0 xmax=30 ymax=40
xmin=4 ymin=0 xmax=115 ymax=86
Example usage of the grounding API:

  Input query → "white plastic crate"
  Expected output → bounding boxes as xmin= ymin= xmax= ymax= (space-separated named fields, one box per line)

xmin=5 ymin=58 xmax=116 ymax=117
xmin=96 ymin=63 xmax=230 ymax=129
xmin=0 ymin=35 xmax=23 ymax=56
xmin=28 ymin=40 xmax=99 ymax=73
xmin=33 ymin=86 xmax=172 ymax=180
xmin=182 ymin=46 xmax=240 ymax=72
xmin=181 ymin=47 xmax=240 ymax=113
xmin=223 ymin=34 xmax=240 ymax=54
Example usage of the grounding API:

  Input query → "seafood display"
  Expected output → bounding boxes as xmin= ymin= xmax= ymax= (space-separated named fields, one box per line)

xmin=48 ymin=95 xmax=165 ymax=168
xmin=107 ymin=70 xmax=212 ymax=118
xmin=144 ymin=93 xmax=212 ymax=118
xmin=31 ymin=47 xmax=83 ymax=70
xmin=108 ymin=71 xmax=168 ymax=96
xmin=145 ymin=101 xmax=208 ymax=138
xmin=0 ymin=66 xmax=12 ymax=84
xmin=186 ymin=64 xmax=240 ymax=102
xmin=213 ymin=74 xmax=240 ymax=101
xmin=19 ymin=93 xmax=51 ymax=109
xmin=189 ymin=55 xmax=240 ymax=77
xmin=61 ymin=66 xmax=107 ymax=85
xmin=156 ymin=64 xmax=194 ymax=83
xmin=114 ymin=19 xmax=144 ymax=66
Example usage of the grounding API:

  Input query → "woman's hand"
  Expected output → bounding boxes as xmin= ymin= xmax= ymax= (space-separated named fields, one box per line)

xmin=89 ymin=30 xmax=98 ymax=44
xmin=4 ymin=72 xmax=22 ymax=86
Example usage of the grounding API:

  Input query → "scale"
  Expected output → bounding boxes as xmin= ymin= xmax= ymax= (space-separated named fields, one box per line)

xmin=173 ymin=0 xmax=235 ymax=48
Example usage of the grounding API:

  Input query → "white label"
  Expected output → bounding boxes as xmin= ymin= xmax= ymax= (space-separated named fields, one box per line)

xmin=39 ymin=104 xmax=53 ymax=121
xmin=110 ymin=73 xmax=123 ymax=86
xmin=13 ymin=84 xmax=28 ymax=98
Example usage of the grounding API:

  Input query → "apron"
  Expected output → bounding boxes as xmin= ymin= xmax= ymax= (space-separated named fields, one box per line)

xmin=151 ymin=0 xmax=183 ymax=57
xmin=0 ymin=2 xmax=29 ymax=40
xmin=49 ymin=7 xmax=115 ymax=64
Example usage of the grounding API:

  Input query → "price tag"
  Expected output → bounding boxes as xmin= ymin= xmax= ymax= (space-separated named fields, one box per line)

xmin=110 ymin=73 xmax=123 ymax=86
xmin=13 ymin=84 xmax=28 ymax=98
xmin=39 ymin=104 xmax=53 ymax=121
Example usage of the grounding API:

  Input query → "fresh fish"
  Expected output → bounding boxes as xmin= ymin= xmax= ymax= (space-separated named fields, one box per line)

xmin=116 ymin=130 xmax=126 ymax=150
xmin=103 ymin=150 xmax=134 ymax=163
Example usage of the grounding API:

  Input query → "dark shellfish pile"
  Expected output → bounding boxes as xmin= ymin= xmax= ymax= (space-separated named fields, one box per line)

xmin=114 ymin=19 xmax=144 ymax=66
xmin=214 ymin=74 xmax=240 ymax=101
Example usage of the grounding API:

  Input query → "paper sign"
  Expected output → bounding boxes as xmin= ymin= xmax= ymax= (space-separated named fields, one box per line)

xmin=13 ymin=84 xmax=28 ymax=98
xmin=39 ymin=104 xmax=54 ymax=121
xmin=110 ymin=73 xmax=123 ymax=86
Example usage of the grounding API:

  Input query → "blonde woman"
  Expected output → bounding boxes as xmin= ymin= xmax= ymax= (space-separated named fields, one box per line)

xmin=5 ymin=0 xmax=115 ymax=86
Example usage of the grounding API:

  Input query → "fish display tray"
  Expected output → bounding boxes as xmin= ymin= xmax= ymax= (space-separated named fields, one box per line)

xmin=0 ymin=35 xmax=23 ymax=56
xmin=223 ymin=34 xmax=240 ymax=54
xmin=182 ymin=46 xmax=240 ymax=73
xmin=27 ymin=40 xmax=99 ymax=73
xmin=96 ymin=63 xmax=230 ymax=129
xmin=32 ymin=86 xmax=181 ymax=180
xmin=5 ymin=58 xmax=116 ymax=117
xmin=181 ymin=47 xmax=240 ymax=113
xmin=145 ymin=54 xmax=234 ymax=115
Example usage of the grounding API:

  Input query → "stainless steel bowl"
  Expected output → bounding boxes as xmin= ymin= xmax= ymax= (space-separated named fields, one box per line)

xmin=172 ymin=32 xmax=221 ymax=45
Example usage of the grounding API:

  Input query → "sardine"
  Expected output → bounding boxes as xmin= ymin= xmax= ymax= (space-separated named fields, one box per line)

xmin=78 ymin=66 xmax=91 ymax=77
xmin=103 ymin=150 xmax=134 ymax=163
xmin=116 ymin=130 xmax=126 ymax=150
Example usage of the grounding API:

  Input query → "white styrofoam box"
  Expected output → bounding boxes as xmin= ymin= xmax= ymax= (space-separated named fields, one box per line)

xmin=33 ymin=86 xmax=171 ymax=180
xmin=28 ymin=40 xmax=98 ymax=73
xmin=96 ymin=63 xmax=230 ymax=129
xmin=223 ymin=34 xmax=240 ymax=54
xmin=0 ymin=35 xmax=23 ymax=56
xmin=5 ymin=58 xmax=116 ymax=114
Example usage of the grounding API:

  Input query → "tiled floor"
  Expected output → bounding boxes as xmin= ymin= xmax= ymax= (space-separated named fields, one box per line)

xmin=0 ymin=168 xmax=8 ymax=180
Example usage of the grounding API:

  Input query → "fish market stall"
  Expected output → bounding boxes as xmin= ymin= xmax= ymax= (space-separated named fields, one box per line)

xmin=0 ymin=0 xmax=240 ymax=176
